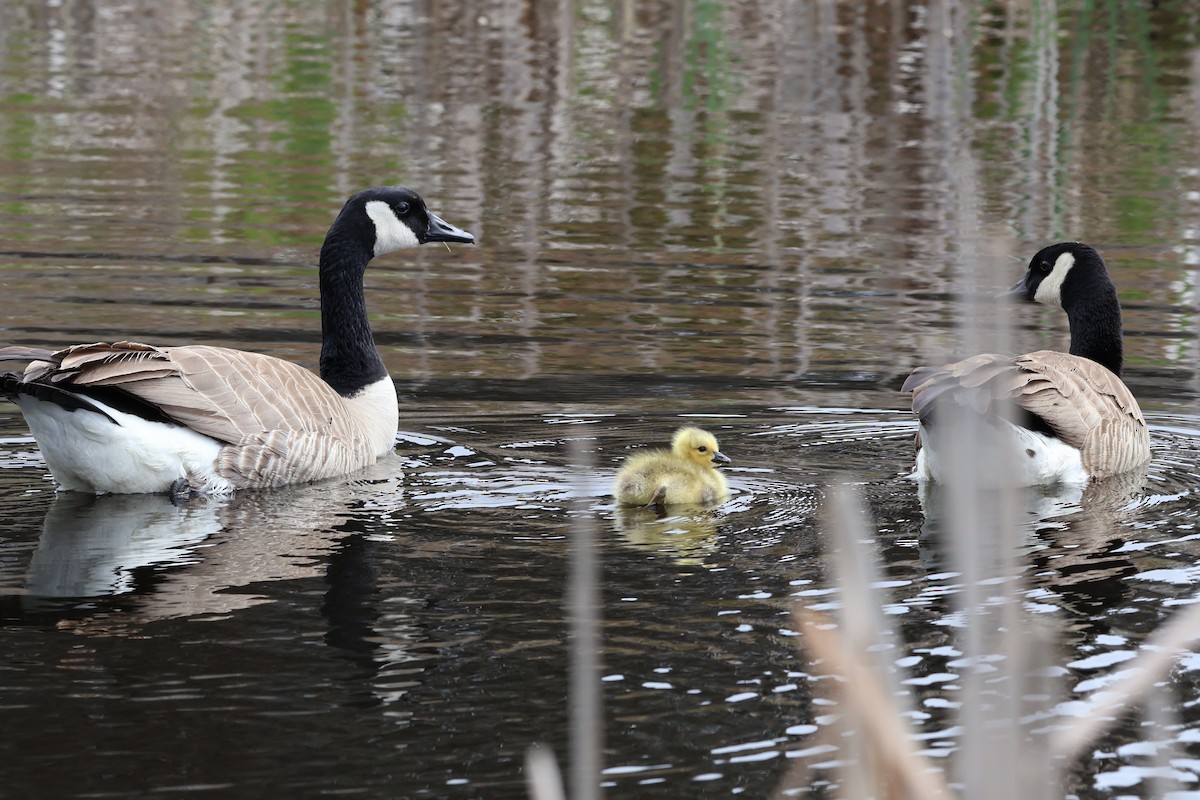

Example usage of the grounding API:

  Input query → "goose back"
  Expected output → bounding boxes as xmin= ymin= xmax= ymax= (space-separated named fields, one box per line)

xmin=3 ymin=340 xmax=398 ymax=490
xmin=904 ymin=349 xmax=1149 ymax=480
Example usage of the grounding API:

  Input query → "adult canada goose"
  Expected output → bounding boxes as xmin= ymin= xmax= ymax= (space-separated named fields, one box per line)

xmin=0 ymin=187 xmax=474 ymax=495
xmin=902 ymin=241 xmax=1150 ymax=486
xmin=613 ymin=426 xmax=732 ymax=509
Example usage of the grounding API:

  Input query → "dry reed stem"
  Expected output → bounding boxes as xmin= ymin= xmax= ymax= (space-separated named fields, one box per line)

xmin=525 ymin=438 xmax=602 ymax=800
xmin=1051 ymin=596 xmax=1200 ymax=762
xmin=525 ymin=744 xmax=567 ymax=800
xmin=566 ymin=437 xmax=602 ymax=800
xmin=794 ymin=605 xmax=954 ymax=800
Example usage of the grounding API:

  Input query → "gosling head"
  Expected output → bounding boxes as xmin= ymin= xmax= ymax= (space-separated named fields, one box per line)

xmin=328 ymin=186 xmax=476 ymax=259
xmin=671 ymin=426 xmax=732 ymax=469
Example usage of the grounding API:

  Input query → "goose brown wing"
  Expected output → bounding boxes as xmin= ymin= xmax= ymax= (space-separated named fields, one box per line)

xmin=904 ymin=353 xmax=1032 ymax=423
xmin=29 ymin=341 xmax=354 ymax=445
xmin=904 ymin=350 xmax=1150 ymax=478
xmin=1011 ymin=350 xmax=1149 ymax=477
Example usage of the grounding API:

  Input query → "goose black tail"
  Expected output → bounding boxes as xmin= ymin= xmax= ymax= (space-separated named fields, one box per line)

xmin=1 ymin=372 xmax=118 ymax=423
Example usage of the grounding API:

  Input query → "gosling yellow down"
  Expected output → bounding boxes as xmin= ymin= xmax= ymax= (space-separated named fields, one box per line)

xmin=613 ymin=427 xmax=731 ymax=509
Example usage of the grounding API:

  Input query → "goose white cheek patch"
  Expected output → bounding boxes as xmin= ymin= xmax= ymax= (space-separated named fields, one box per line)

xmin=365 ymin=200 xmax=420 ymax=255
xmin=1034 ymin=252 xmax=1075 ymax=306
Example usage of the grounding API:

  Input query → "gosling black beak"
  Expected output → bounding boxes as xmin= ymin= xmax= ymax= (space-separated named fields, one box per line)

xmin=998 ymin=277 xmax=1030 ymax=302
xmin=712 ymin=452 xmax=731 ymax=466
xmin=424 ymin=212 xmax=475 ymax=244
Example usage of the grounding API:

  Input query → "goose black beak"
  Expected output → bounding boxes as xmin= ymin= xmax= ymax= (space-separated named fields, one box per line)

xmin=425 ymin=212 xmax=475 ymax=244
xmin=998 ymin=277 xmax=1030 ymax=302
xmin=712 ymin=452 xmax=732 ymax=467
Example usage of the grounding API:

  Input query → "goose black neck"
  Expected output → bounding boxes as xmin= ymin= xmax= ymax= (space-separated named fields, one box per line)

xmin=1063 ymin=281 xmax=1124 ymax=376
xmin=318 ymin=235 xmax=388 ymax=396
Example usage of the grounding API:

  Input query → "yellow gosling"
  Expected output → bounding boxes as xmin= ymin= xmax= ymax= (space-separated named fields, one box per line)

xmin=613 ymin=426 xmax=731 ymax=509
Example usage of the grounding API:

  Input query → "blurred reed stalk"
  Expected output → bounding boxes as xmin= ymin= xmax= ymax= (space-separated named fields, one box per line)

xmin=792 ymin=487 xmax=954 ymax=800
xmin=526 ymin=438 xmax=603 ymax=800
xmin=1049 ymin=598 xmax=1200 ymax=764
xmin=525 ymin=744 xmax=567 ymax=800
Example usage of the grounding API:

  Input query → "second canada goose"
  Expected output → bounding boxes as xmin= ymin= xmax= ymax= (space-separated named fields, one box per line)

xmin=902 ymin=242 xmax=1150 ymax=485
xmin=613 ymin=426 xmax=732 ymax=509
xmin=0 ymin=187 xmax=474 ymax=495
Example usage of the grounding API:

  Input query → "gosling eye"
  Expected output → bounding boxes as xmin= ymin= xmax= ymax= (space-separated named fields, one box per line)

xmin=698 ymin=446 xmax=708 ymax=453
xmin=394 ymin=201 xmax=411 ymax=215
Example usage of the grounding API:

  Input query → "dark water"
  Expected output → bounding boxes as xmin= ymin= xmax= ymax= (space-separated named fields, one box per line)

xmin=3 ymin=1 xmax=1200 ymax=798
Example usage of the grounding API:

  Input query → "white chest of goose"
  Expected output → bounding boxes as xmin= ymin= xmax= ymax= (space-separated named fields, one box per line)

xmin=903 ymin=242 xmax=1151 ymax=486
xmin=0 ymin=187 xmax=474 ymax=495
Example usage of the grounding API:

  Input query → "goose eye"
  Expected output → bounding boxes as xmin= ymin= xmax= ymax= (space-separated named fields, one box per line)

xmin=1039 ymin=260 xmax=1052 ymax=273
xmin=394 ymin=201 xmax=411 ymax=215
xmin=698 ymin=446 xmax=708 ymax=452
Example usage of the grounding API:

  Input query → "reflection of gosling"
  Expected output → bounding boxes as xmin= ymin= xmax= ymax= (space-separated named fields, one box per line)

xmin=615 ymin=505 xmax=719 ymax=566
xmin=613 ymin=426 xmax=731 ymax=509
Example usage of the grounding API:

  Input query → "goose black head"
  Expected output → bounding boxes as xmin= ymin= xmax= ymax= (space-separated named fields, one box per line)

xmin=1001 ymin=241 xmax=1126 ymax=375
xmin=1001 ymin=241 xmax=1113 ymax=311
xmin=331 ymin=186 xmax=475 ymax=258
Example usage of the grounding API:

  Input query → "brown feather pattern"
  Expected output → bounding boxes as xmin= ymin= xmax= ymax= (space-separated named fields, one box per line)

xmin=903 ymin=349 xmax=1149 ymax=479
xmin=4 ymin=341 xmax=395 ymax=490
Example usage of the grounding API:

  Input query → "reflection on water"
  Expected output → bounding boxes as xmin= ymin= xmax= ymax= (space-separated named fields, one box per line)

xmin=22 ymin=492 xmax=219 ymax=601
xmin=6 ymin=456 xmax=408 ymax=621
xmin=915 ymin=468 xmax=1152 ymax=624
xmin=2 ymin=0 xmax=1200 ymax=797
xmin=1 ymin=1 xmax=1198 ymax=401
xmin=615 ymin=506 xmax=723 ymax=567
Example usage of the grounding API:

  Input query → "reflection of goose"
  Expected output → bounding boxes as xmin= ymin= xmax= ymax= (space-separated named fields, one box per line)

xmin=23 ymin=492 xmax=222 ymax=600
xmin=613 ymin=427 xmax=731 ymax=509
xmin=916 ymin=467 xmax=1148 ymax=618
xmin=12 ymin=456 xmax=408 ymax=620
xmin=904 ymin=242 xmax=1150 ymax=486
xmin=0 ymin=188 xmax=473 ymax=494
xmin=1025 ymin=468 xmax=1149 ymax=618
xmin=14 ymin=458 xmax=427 ymax=712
